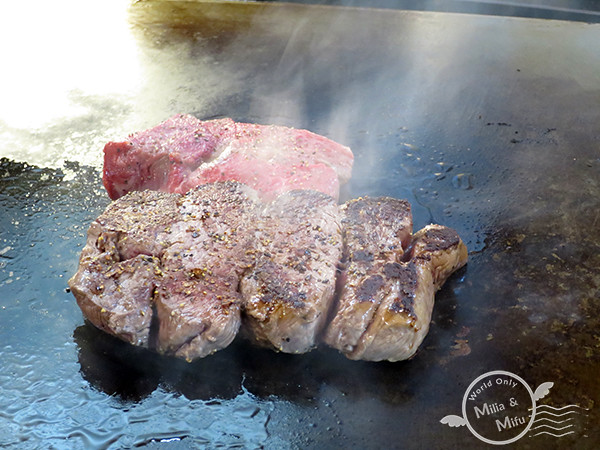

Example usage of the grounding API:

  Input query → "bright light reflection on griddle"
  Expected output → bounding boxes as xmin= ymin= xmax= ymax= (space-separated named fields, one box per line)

xmin=0 ymin=0 xmax=140 ymax=168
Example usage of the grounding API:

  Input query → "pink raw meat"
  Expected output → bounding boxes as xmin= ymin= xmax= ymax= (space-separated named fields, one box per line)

xmin=103 ymin=114 xmax=353 ymax=201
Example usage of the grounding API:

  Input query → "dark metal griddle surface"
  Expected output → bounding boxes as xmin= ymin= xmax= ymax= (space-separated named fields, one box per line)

xmin=1 ymin=1 xmax=599 ymax=448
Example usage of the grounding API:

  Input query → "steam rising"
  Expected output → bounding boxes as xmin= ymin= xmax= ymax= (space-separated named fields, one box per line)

xmin=2 ymin=0 xmax=598 ymax=253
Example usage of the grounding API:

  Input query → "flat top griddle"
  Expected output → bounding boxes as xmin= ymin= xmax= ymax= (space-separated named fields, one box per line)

xmin=1 ymin=2 xmax=599 ymax=448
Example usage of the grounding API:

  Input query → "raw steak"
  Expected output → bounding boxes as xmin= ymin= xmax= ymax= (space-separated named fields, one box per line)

xmin=102 ymin=114 xmax=353 ymax=201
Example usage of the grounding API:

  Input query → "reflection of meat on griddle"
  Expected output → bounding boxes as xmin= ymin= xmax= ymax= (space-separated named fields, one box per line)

xmin=69 ymin=181 xmax=467 ymax=362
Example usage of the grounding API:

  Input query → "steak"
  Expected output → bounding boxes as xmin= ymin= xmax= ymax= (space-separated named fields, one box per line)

xmin=322 ymin=197 xmax=413 ymax=357
xmin=69 ymin=184 xmax=468 ymax=362
xmin=240 ymin=190 xmax=343 ymax=353
xmin=152 ymin=182 xmax=259 ymax=360
xmin=68 ymin=190 xmax=180 ymax=347
xmin=69 ymin=182 xmax=259 ymax=360
xmin=324 ymin=217 xmax=468 ymax=361
xmin=102 ymin=114 xmax=354 ymax=201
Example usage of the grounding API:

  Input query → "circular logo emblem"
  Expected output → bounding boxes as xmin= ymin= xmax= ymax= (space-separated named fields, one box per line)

xmin=461 ymin=370 xmax=536 ymax=445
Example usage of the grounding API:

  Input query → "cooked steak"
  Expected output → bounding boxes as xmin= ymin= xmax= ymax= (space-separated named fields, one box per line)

xmin=409 ymin=224 xmax=469 ymax=290
xmin=69 ymin=183 xmax=467 ymax=362
xmin=68 ymin=190 xmax=179 ymax=347
xmin=69 ymin=182 xmax=259 ymax=360
xmin=240 ymin=190 xmax=343 ymax=353
xmin=153 ymin=182 xmax=259 ymax=360
xmin=324 ymin=220 xmax=468 ymax=362
xmin=102 ymin=114 xmax=354 ymax=201
xmin=323 ymin=197 xmax=413 ymax=356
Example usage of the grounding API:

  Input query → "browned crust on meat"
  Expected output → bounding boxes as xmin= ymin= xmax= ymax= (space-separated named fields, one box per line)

xmin=341 ymin=197 xmax=412 ymax=256
xmin=70 ymin=185 xmax=468 ymax=363
xmin=384 ymin=262 xmax=418 ymax=317
xmin=412 ymin=225 xmax=461 ymax=253
xmin=410 ymin=224 xmax=468 ymax=290
xmin=69 ymin=182 xmax=257 ymax=360
xmin=240 ymin=189 xmax=343 ymax=354
xmin=324 ymin=208 xmax=467 ymax=361
xmin=342 ymin=197 xmax=411 ymax=228
xmin=355 ymin=275 xmax=385 ymax=303
xmin=323 ymin=196 xmax=414 ymax=356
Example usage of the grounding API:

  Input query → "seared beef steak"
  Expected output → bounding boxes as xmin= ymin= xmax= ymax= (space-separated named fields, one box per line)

xmin=102 ymin=114 xmax=353 ymax=201
xmin=69 ymin=182 xmax=259 ymax=360
xmin=69 ymin=183 xmax=467 ymax=362
xmin=153 ymin=182 xmax=259 ymax=360
xmin=240 ymin=190 xmax=343 ymax=353
xmin=409 ymin=224 xmax=469 ymax=290
xmin=325 ymin=219 xmax=468 ymax=362
xmin=68 ymin=190 xmax=179 ymax=347
xmin=323 ymin=197 xmax=413 ymax=357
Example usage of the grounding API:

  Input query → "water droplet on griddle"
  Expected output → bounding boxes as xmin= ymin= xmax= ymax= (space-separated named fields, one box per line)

xmin=451 ymin=173 xmax=473 ymax=190
xmin=436 ymin=161 xmax=453 ymax=172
